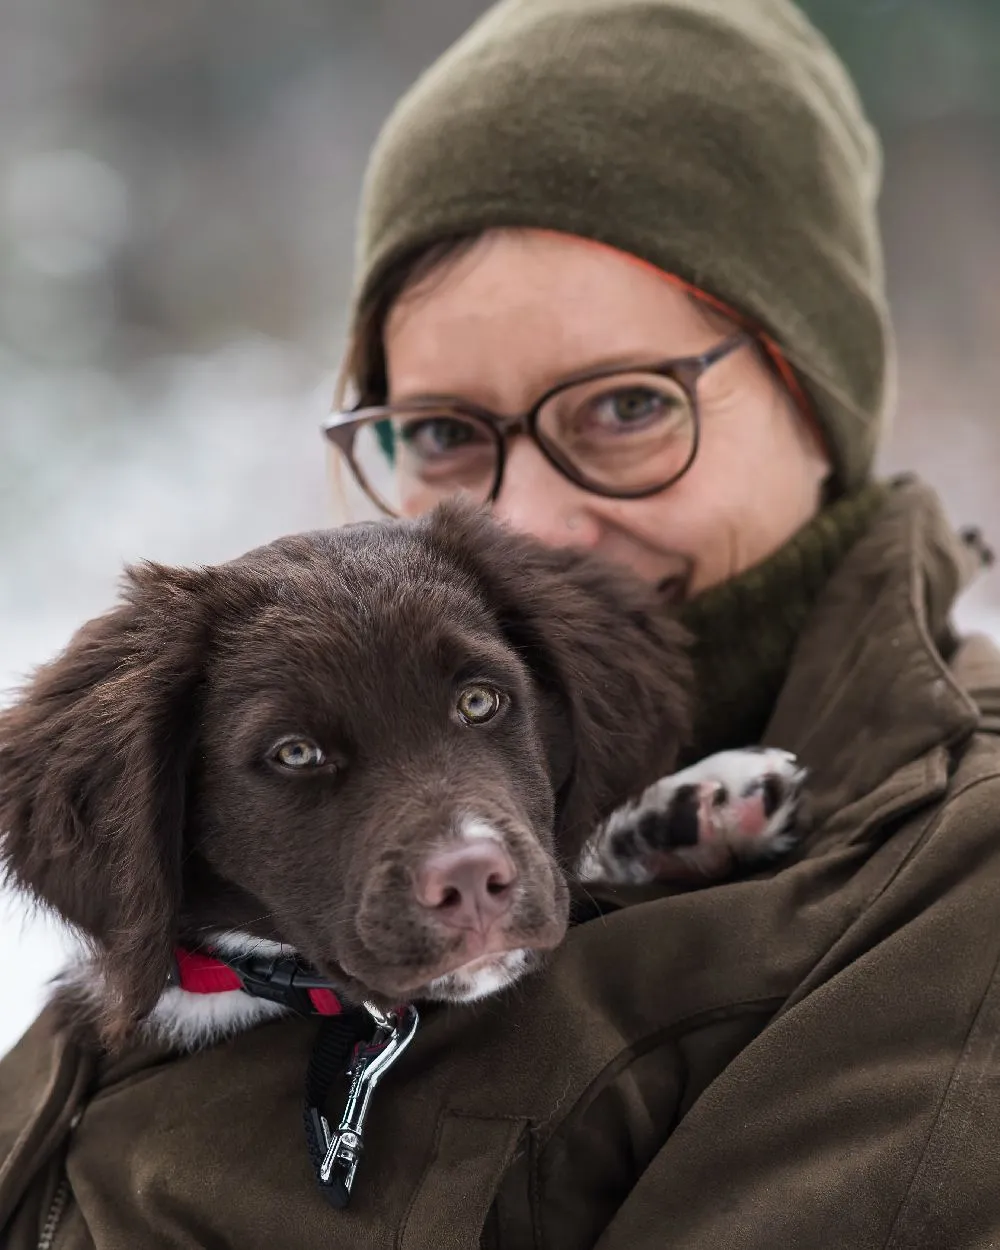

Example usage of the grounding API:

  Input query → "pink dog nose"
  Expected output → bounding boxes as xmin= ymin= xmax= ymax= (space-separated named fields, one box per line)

xmin=414 ymin=842 xmax=517 ymax=933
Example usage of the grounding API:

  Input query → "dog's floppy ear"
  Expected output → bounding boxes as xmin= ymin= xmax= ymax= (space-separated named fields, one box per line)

xmin=0 ymin=562 xmax=211 ymax=1047
xmin=423 ymin=501 xmax=693 ymax=857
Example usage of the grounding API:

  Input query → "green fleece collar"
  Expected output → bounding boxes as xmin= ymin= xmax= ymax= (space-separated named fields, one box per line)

xmin=679 ymin=481 xmax=890 ymax=763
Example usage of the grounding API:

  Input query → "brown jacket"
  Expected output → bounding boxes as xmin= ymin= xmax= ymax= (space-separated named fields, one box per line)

xmin=3 ymin=477 xmax=1000 ymax=1250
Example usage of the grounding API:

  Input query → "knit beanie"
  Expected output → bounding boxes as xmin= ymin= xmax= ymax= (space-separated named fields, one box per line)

xmin=352 ymin=0 xmax=892 ymax=493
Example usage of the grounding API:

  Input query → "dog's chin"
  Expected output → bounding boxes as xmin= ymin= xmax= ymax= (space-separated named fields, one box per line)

xmin=418 ymin=947 xmax=543 ymax=1003
xmin=342 ymin=945 xmax=547 ymax=1008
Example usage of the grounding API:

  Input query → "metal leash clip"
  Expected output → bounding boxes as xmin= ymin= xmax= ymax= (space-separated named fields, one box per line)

xmin=315 ymin=1001 xmax=420 ymax=1207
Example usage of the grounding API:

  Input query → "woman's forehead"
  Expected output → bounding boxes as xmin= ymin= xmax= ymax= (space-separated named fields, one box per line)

xmin=383 ymin=229 xmax=720 ymax=409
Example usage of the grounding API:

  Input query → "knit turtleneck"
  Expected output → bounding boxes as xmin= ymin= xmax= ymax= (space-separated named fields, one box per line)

xmin=678 ymin=481 xmax=889 ymax=763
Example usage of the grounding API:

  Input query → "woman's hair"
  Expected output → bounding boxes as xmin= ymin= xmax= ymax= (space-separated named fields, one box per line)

xmin=336 ymin=234 xmax=481 ymax=411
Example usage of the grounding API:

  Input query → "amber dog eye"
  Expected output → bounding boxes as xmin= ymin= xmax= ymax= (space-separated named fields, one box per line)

xmin=271 ymin=737 xmax=326 ymax=770
xmin=456 ymin=684 xmax=503 ymax=725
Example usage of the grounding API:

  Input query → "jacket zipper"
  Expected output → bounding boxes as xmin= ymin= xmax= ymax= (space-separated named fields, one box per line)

xmin=36 ymin=1106 xmax=82 ymax=1250
xmin=36 ymin=1177 xmax=69 ymax=1250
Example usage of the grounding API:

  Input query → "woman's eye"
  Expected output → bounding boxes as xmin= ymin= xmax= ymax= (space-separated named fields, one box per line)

xmin=594 ymin=387 xmax=675 ymax=429
xmin=399 ymin=417 xmax=484 ymax=459
xmin=270 ymin=737 xmax=326 ymax=770
xmin=456 ymin=684 xmax=504 ymax=725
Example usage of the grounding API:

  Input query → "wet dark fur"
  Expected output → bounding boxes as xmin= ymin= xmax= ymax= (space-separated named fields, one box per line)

xmin=0 ymin=501 xmax=691 ymax=1048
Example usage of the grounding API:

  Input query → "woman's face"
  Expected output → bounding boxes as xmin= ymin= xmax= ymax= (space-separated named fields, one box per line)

xmin=384 ymin=229 xmax=831 ymax=598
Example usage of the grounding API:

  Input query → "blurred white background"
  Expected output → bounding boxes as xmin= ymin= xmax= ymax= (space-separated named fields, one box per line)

xmin=1 ymin=0 xmax=998 ymax=1055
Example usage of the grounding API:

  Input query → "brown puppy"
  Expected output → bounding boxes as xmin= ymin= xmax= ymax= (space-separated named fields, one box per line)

xmin=0 ymin=501 xmax=692 ymax=1051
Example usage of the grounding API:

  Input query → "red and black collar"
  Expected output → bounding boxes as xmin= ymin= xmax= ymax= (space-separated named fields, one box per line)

xmin=169 ymin=946 xmax=346 ymax=1016
xmin=169 ymin=896 xmax=617 ymax=1018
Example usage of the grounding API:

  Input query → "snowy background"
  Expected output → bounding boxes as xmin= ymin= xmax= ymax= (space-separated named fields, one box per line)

xmin=1 ymin=0 xmax=999 ymax=1056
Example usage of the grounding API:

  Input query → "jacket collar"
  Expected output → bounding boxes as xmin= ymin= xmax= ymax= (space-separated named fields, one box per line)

xmin=764 ymin=476 xmax=993 ymax=829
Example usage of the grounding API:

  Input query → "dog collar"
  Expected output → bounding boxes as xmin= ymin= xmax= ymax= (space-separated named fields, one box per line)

xmin=169 ymin=946 xmax=346 ymax=1016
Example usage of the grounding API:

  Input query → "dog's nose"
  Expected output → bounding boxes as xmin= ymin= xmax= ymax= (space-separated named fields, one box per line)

xmin=414 ymin=842 xmax=517 ymax=933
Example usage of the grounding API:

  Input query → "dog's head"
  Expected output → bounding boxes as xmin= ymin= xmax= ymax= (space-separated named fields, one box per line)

xmin=0 ymin=501 xmax=690 ymax=1046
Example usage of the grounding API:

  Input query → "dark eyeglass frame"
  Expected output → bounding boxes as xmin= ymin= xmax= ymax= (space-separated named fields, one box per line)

xmin=322 ymin=331 xmax=750 ymax=514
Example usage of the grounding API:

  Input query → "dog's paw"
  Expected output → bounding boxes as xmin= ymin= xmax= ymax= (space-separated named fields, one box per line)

xmin=578 ymin=747 xmax=807 ymax=885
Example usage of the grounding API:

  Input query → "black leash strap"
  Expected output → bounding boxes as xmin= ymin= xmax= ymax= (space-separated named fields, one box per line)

xmin=303 ymin=1010 xmax=372 ymax=1209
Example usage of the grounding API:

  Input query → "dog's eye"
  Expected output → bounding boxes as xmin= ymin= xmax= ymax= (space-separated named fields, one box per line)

xmin=271 ymin=737 xmax=326 ymax=770
xmin=456 ymin=684 xmax=503 ymax=725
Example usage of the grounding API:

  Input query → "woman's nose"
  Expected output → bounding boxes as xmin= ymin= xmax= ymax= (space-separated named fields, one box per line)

xmin=492 ymin=436 xmax=602 ymax=549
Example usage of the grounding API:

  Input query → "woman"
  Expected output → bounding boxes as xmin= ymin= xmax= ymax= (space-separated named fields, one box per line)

xmin=317 ymin=0 xmax=1000 ymax=1245
xmin=2 ymin=2 xmax=998 ymax=1248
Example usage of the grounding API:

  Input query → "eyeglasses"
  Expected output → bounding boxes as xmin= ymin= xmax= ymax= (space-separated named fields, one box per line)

xmin=322 ymin=332 xmax=749 ymax=518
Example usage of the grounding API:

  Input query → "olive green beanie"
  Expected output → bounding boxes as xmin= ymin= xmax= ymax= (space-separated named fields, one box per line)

xmin=353 ymin=0 xmax=893 ymax=492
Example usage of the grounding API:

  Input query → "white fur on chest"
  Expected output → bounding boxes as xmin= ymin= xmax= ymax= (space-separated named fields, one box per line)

xmin=61 ymin=930 xmax=296 ymax=1052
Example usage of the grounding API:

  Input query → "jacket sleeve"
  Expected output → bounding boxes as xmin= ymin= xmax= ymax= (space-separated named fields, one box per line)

xmin=595 ymin=766 xmax=1000 ymax=1250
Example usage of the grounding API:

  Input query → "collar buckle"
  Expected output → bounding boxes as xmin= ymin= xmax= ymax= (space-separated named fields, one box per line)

xmin=224 ymin=952 xmax=326 ymax=1016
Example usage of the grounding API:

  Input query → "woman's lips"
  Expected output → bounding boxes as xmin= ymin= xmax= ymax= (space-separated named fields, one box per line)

xmin=655 ymin=555 xmax=694 ymax=604
xmin=656 ymin=573 xmax=690 ymax=604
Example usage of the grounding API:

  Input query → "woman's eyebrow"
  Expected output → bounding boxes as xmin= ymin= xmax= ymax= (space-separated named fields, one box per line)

xmin=390 ymin=350 xmax=699 ymax=408
xmin=387 ymin=389 xmax=483 ymax=407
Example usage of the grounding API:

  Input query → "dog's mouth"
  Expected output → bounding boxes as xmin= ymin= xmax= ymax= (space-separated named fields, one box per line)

xmin=419 ymin=947 xmax=542 ymax=1003
xmin=338 ymin=919 xmax=565 ymax=1006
